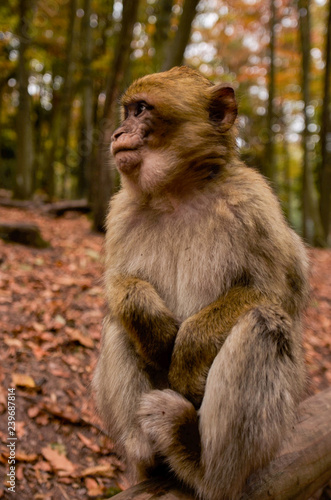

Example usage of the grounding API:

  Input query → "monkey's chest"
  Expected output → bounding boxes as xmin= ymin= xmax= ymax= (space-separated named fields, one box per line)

xmin=117 ymin=218 xmax=236 ymax=321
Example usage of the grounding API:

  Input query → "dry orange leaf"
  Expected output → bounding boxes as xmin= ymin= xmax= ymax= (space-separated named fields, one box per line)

xmin=80 ymin=463 xmax=116 ymax=478
xmin=14 ymin=421 xmax=26 ymax=439
xmin=41 ymin=446 xmax=76 ymax=475
xmin=34 ymin=460 xmax=52 ymax=472
xmin=42 ymin=403 xmax=80 ymax=424
xmin=85 ymin=477 xmax=104 ymax=496
xmin=77 ymin=431 xmax=100 ymax=452
xmin=28 ymin=405 xmax=40 ymax=418
xmin=16 ymin=451 xmax=38 ymax=462
xmin=1 ymin=450 xmax=37 ymax=462
xmin=11 ymin=373 xmax=36 ymax=388
xmin=66 ymin=328 xmax=94 ymax=348
xmin=4 ymin=338 xmax=23 ymax=348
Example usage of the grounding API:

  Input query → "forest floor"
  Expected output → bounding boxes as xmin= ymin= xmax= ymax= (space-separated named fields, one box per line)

xmin=0 ymin=205 xmax=330 ymax=500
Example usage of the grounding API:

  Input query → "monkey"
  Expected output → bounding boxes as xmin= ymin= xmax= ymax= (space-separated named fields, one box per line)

xmin=93 ymin=66 xmax=309 ymax=500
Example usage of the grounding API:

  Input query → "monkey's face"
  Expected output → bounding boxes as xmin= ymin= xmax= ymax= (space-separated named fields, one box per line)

xmin=111 ymin=101 xmax=154 ymax=175
xmin=111 ymin=66 xmax=238 ymax=194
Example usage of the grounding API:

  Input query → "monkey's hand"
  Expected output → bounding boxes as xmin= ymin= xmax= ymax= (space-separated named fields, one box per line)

xmin=169 ymin=286 xmax=263 ymax=407
xmin=110 ymin=275 xmax=180 ymax=369
xmin=137 ymin=389 xmax=201 ymax=478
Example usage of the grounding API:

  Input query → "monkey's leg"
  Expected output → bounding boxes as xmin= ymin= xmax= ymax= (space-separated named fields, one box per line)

xmin=138 ymin=304 xmax=305 ymax=500
xmin=110 ymin=275 xmax=179 ymax=369
xmin=94 ymin=316 xmax=161 ymax=482
xmin=169 ymin=286 xmax=262 ymax=406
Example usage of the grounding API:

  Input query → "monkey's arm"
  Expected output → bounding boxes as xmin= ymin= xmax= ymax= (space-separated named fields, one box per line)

xmin=168 ymin=286 xmax=263 ymax=406
xmin=109 ymin=275 xmax=179 ymax=369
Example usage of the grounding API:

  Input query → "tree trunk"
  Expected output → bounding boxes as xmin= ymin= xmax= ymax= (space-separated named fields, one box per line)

xmin=153 ymin=0 xmax=174 ymax=72
xmin=77 ymin=0 xmax=94 ymax=199
xmin=264 ymin=0 xmax=277 ymax=186
xmin=298 ymin=0 xmax=325 ymax=246
xmin=109 ymin=388 xmax=331 ymax=500
xmin=283 ymin=141 xmax=292 ymax=223
xmin=319 ymin=0 xmax=331 ymax=246
xmin=92 ymin=0 xmax=140 ymax=232
xmin=162 ymin=0 xmax=200 ymax=70
xmin=59 ymin=0 xmax=78 ymax=198
xmin=14 ymin=0 xmax=35 ymax=200
xmin=280 ymin=110 xmax=293 ymax=223
xmin=44 ymin=0 xmax=77 ymax=200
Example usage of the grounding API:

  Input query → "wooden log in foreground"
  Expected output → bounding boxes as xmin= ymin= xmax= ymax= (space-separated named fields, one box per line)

xmin=112 ymin=387 xmax=331 ymax=500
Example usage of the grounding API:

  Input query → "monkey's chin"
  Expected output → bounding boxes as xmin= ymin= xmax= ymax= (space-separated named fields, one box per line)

xmin=114 ymin=151 xmax=141 ymax=175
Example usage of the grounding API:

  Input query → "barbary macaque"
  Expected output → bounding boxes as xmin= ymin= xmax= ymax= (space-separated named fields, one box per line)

xmin=93 ymin=66 xmax=309 ymax=500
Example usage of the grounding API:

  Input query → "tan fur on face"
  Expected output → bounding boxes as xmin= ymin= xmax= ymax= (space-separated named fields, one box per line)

xmin=94 ymin=66 xmax=309 ymax=499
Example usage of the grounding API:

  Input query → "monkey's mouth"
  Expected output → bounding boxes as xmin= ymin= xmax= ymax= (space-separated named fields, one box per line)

xmin=113 ymin=148 xmax=141 ymax=174
xmin=112 ymin=144 xmax=137 ymax=156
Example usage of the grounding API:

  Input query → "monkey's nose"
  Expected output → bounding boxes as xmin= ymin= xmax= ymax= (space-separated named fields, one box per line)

xmin=112 ymin=129 xmax=124 ymax=141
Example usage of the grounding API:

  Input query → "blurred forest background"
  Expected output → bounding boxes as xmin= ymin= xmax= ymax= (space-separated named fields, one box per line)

xmin=0 ymin=0 xmax=331 ymax=243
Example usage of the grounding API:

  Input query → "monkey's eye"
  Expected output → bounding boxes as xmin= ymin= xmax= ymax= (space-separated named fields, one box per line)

xmin=134 ymin=102 xmax=147 ymax=117
xmin=123 ymin=101 xmax=152 ymax=120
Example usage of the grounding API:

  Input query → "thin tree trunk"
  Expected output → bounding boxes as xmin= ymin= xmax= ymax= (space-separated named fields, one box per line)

xmin=45 ymin=88 xmax=59 ymax=199
xmin=92 ymin=0 xmax=141 ymax=232
xmin=282 ymin=128 xmax=292 ymax=223
xmin=264 ymin=0 xmax=277 ymax=186
xmin=14 ymin=0 xmax=35 ymax=200
xmin=298 ymin=0 xmax=325 ymax=246
xmin=77 ymin=0 xmax=94 ymax=199
xmin=153 ymin=0 xmax=174 ymax=72
xmin=162 ymin=0 xmax=200 ymax=70
xmin=319 ymin=0 xmax=331 ymax=245
xmin=44 ymin=0 xmax=77 ymax=199
xmin=59 ymin=0 xmax=78 ymax=197
xmin=0 ymin=85 xmax=3 ymax=184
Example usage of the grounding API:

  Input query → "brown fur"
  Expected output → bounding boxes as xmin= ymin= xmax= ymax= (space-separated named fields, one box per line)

xmin=93 ymin=66 xmax=309 ymax=500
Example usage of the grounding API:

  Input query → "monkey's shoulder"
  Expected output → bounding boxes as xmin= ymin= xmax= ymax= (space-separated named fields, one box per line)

xmin=218 ymin=165 xmax=280 ymax=211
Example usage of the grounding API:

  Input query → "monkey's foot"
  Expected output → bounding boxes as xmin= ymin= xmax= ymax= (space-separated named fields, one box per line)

xmin=137 ymin=389 xmax=200 ymax=458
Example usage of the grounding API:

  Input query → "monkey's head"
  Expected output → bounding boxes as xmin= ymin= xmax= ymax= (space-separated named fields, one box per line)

xmin=111 ymin=66 xmax=238 ymax=195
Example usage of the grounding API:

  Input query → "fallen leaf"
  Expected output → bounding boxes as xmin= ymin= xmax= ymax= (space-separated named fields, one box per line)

xmin=49 ymin=368 xmax=71 ymax=378
xmin=1 ymin=450 xmax=37 ymax=462
xmin=65 ymin=328 xmax=94 ymax=348
xmin=41 ymin=446 xmax=76 ymax=475
xmin=4 ymin=338 xmax=23 ymax=348
xmin=31 ymin=322 xmax=44 ymax=332
xmin=35 ymin=460 xmax=52 ymax=472
xmin=85 ymin=477 xmax=104 ymax=496
xmin=16 ymin=451 xmax=38 ymax=462
xmin=12 ymin=373 xmax=36 ymax=388
xmin=16 ymin=464 xmax=24 ymax=481
xmin=77 ymin=432 xmax=100 ymax=453
xmin=15 ymin=421 xmax=26 ymax=438
xmin=28 ymin=405 xmax=40 ymax=418
xmin=42 ymin=403 xmax=81 ymax=423
xmin=36 ymin=413 xmax=49 ymax=426
xmin=80 ymin=463 xmax=116 ymax=478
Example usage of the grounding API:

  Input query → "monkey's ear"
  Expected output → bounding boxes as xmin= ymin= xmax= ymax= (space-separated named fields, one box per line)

xmin=209 ymin=85 xmax=237 ymax=132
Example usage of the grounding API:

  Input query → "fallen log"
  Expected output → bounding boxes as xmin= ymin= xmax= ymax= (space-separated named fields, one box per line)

xmin=0 ymin=198 xmax=34 ymax=209
xmin=0 ymin=222 xmax=49 ymax=248
xmin=45 ymin=199 xmax=90 ymax=216
xmin=112 ymin=387 xmax=331 ymax=500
